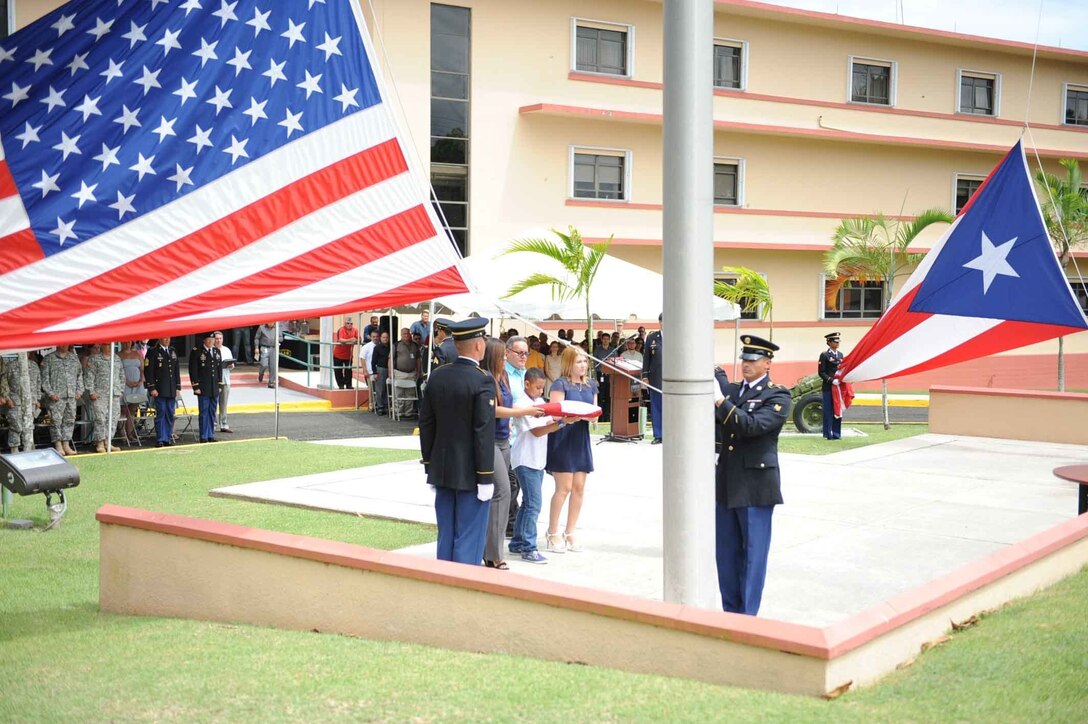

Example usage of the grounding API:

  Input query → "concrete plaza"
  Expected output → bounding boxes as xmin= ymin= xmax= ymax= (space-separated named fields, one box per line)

xmin=212 ymin=432 xmax=1088 ymax=627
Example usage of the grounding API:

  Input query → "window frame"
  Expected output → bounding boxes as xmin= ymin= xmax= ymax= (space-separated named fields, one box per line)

xmin=953 ymin=173 xmax=986 ymax=215
xmin=570 ymin=17 xmax=635 ymax=78
xmin=712 ymin=156 xmax=744 ymax=207
xmin=712 ymin=37 xmax=748 ymax=91
xmin=569 ymin=145 xmax=632 ymax=202
xmin=847 ymin=55 xmax=897 ymax=107
xmin=715 ymin=272 xmax=763 ymax=320
xmin=819 ymin=274 xmax=888 ymax=320
xmin=956 ymin=69 xmax=1000 ymax=117
xmin=1 ymin=0 xmax=13 ymax=38
xmin=1062 ymin=82 xmax=1088 ymax=127
xmin=1068 ymin=276 xmax=1088 ymax=315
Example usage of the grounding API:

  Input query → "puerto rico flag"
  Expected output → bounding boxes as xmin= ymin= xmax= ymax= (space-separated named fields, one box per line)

xmin=0 ymin=0 xmax=469 ymax=351
xmin=839 ymin=141 xmax=1088 ymax=383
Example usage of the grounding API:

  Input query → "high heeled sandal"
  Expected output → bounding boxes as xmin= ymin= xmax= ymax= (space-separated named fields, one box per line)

xmin=545 ymin=531 xmax=566 ymax=553
xmin=563 ymin=531 xmax=584 ymax=553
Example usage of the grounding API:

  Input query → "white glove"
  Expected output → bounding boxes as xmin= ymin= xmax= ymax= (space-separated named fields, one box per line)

xmin=428 ymin=484 xmax=436 ymax=493
xmin=477 ymin=483 xmax=494 ymax=502
xmin=832 ymin=379 xmax=841 ymax=386
xmin=713 ymin=384 xmax=726 ymax=404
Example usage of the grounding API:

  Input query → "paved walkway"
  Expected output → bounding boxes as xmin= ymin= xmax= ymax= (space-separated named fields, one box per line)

xmin=212 ymin=433 xmax=1088 ymax=627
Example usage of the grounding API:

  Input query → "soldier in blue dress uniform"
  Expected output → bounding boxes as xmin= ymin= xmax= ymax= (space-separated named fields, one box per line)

xmin=430 ymin=317 xmax=458 ymax=369
xmin=419 ymin=318 xmax=496 ymax=565
xmin=144 ymin=338 xmax=181 ymax=447
xmin=641 ymin=313 xmax=663 ymax=444
xmin=818 ymin=332 xmax=844 ymax=440
xmin=189 ymin=332 xmax=223 ymax=443
xmin=713 ymin=334 xmax=791 ymax=615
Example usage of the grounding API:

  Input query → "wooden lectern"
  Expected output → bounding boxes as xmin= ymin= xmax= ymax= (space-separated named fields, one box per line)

xmin=601 ymin=359 xmax=643 ymax=442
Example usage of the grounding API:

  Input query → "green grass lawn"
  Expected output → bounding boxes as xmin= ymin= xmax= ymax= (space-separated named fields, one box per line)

xmin=780 ymin=423 xmax=929 ymax=455
xmin=2 ymin=438 xmax=1086 ymax=721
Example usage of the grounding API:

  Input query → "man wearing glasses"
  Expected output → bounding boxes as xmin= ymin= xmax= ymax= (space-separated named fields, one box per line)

xmin=503 ymin=335 xmax=530 ymax=535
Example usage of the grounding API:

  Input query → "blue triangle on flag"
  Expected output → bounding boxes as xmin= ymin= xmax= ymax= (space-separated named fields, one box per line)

xmin=909 ymin=142 xmax=1088 ymax=329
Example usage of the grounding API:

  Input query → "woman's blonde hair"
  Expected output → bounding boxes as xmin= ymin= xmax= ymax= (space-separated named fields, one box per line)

xmin=559 ymin=344 xmax=589 ymax=382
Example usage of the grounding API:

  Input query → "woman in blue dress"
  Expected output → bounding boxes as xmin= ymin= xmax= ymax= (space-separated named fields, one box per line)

xmin=545 ymin=345 xmax=598 ymax=553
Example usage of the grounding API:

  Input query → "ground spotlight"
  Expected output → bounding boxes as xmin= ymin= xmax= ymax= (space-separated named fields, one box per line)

xmin=0 ymin=449 xmax=81 ymax=531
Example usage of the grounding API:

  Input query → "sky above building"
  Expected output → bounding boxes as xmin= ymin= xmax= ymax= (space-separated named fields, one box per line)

xmin=764 ymin=0 xmax=1088 ymax=52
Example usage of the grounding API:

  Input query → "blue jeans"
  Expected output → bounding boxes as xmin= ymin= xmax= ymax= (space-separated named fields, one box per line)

xmin=509 ymin=466 xmax=544 ymax=553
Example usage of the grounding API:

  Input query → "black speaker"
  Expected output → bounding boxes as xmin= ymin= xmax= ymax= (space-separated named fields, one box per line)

xmin=379 ymin=315 xmax=399 ymax=337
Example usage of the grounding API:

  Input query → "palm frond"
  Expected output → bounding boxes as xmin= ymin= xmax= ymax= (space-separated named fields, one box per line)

xmin=502 ymin=237 xmax=568 ymax=266
xmin=504 ymin=272 xmax=572 ymax=300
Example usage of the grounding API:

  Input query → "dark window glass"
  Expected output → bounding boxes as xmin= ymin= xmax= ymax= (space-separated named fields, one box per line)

xmin=432 ymin=71 xmax=468 ymax=100
xmin=431 ymin=99 xmax=468 ymax=138
xmin=432 ymin=168 xmax=467 ymax=202
xmin=717 ymin=278 xmax=759 ymax=320
xmin=575 ymin=26 xmax=627 ymax=75
xmin=851 ymin=62 xmax=891 ymax=105
xmin=1066 ymin=87 xmax=1088 ymax=126
xmin=1072 ymin=278 xmax=1088 ymax=314
xmin=714 ymin=162 xmax=739 ymax=205
xmin=436 ymin=201 xmax=467 ymax=229
xmin=448 ymin=228 xmax=467 ymax=256
xmin=824 ymin=280 xmax=885 ymax=319
xmin=431 ymin=138 xmax=466 ymax=165
xmin=573 ymin=153 xmax=624 ymax=200
xmin=960 ymin=75 xmax=995 ymax=115
xmin=955 ymin=177 xmax=983 ymax=214
xmin=0 ymin=2 xmax=8 ymax=40
xmin=714 ymin=44 xmax=741 ymax=89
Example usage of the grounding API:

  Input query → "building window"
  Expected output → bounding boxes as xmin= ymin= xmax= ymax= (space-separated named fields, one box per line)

xmin=431 ymin=4 xmax=470 ymax=255
xmin=959 ymin=71 xmax=998 ymax=116
xmin=573 ymin=20 xmax=631 ymax=76
xmin=571 ymin=149 xmax=628 ymax=201
xmin=715 ymin=275 xmax=760 ymax=320
xmin=713 ymin=159 xmax=742 ymax=206
xmin=850 ymin=58 xmax=894 ymax=105
xmin=1065 ymin=84 xmax=1088 ymax=126
xmin=1071 ymin=278 xmax=1088 ymax=314
xmin=955 ymin=175 xmax=985 ymax=214
xmin=713 ymin=41 xmax=744 ymax=90
xmin=823 ymin=279 xmax=886 ymax=319
xmin=1 ymin=0 xmax=10 ymax=39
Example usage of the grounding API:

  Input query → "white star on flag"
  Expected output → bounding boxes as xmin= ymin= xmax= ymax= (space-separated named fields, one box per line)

xmin=167 ymin=163 xmax=195 ymax=191
xmin=246 ymin=8 xmax=272 ymax=36
xmin=227 ymin=47 xmax=252 ymax=76
xmin=40 ymin=85 xmax=66 ymax=112
xmin=223 ymin=135 xmax=250 ymax=164
xmin=4 ymin=81 xmax=31 ymax=107
xmin=174 ymin=77 xmax=199 ymax=104
xmin=153 ymin=116 xmax=177 ymax=142
xmin=129 ymin=152 xmax=157 ymax=181
xmin=93 ymin=143 xmax=121 ymax=170
xmin=15 ymin=122 xmax=41 ymax=148
xmin=71 ymin=181 xmax=98 ymax=208
xmin=32 ymin=169 xmax=61 ymax=197
xmin=114 ymin=105 xmax=141 ymax=133
xmin=51 ymin=14 xmax=77 ymax=37
xmin=263 ymin=58 xmax=287 ymax=86
xmin=297 ymin=70 xmax=322 ymax=98
xmin=206 ymin=85 xmax=233 ymax=114
xmin=187 ymin=125 xmax=214 ymax=153
xmin=67 ymin=52 xmax=90 ymax=76
xmin=87 ymin=17 xmax=115 ymax=41
xmin=193 ymin=38 xmax=218 ymax=67
xmin=26 ymin=47 xmax=54 ymax=71
xmin=122 ymin=21 xmax=148 ymax=47
xmin=73 ymin=94 xmax=102 ymax=121
xmin=52 ymin=131 xmax=81 ymax=160
xmin=243 ymin=97 xmax=268 ymax=125
xmin=108 ymin=190 xmax=136 ymax=219
xmin=334 ymin=84 xmax=359 ymax=111
xmin=134 ymin=66 xmax=162 ymax=94
xmin=101 ymin=58 xmax=124 ymax=83
xmin=51 ymin=217 xmax=77 ymax=245
xmin=316 ymin=33 xmax=342 ymax=61
xmin=213 ymin=0 xmax=239 ymax=26
xmin=156 ymin=28 xmax=183 ymax=56
xmin=962 ymin=231 xmax=1021 ymax=293
xmin=278 ymin=107 xmax=303 ymax=137
xmin=282 ymin=19 xmax=306 ymax=48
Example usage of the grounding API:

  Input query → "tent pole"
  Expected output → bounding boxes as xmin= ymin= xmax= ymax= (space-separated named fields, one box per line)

xmin=662 ymin=0 xmax=716 ymax=609
xmin=107 ymin=345 xmax=115 ymax=454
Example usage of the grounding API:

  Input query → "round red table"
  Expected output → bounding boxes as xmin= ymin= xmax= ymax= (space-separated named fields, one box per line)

xmin=1053 ymin=465 xmax=1088 ymax=516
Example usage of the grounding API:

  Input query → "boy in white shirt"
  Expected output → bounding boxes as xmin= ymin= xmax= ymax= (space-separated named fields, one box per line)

xmin=508 ymin=368 xmax=575 ymax=564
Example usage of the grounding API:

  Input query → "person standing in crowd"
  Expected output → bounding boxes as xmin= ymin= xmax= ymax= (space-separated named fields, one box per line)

xmin=713 ymin=335 xmax=790 ymax=616
xmin=544 ymin=340 xmax=563 ymax=394
xmin=419 ymin=318 xmax=495 ymax=565
xmin=392 ymin=328 xmax=421 ymax=417
xmin=545 ymin=345 xmax=599 ymax=554
xmin=818 ymin=332 xmax=844 ymax=440
xmin=253 ymin=322 xmax=278 ymax=388
xmin=3 ymin=352 xmax=41 ymax=453
xmin=231 ymin=327 xmax=253 ymax=365
xmin=361 ymin=330 xmax=378 ymax=384
xmin=190 ymin=332 xmax=222 ymax=444
xmin=362 ymin=315 xmax=381 ymax=343
xmin=333 ymin=318 xmax=360 ymax=390
xmin=525 ymin=336 xmax=545 ymax=371
xmin=42 ymin=345 xmax=84 ymax=456
xmin=371 ymin=331 xmax=391 ymax=416
xmin=509 ymin=367 xmax=573 ymax=564
xmin=431 ymin=318 xmax=457 ymax=368
xmin=118 ymin=342 xmax=146 ymax=442
xmin=214 ymin=332 xmax=235 ymax=434
xmin=503 ymin=336 xmax=531 ymax=534
xmin=642 ymin=314 xmax=664 ymax=444
xmin=483 ymin=338 xmax=544 ymax=569
xmin=83 ymin=343 xmax=125 ymax=453
xmin=410 ymin=310 xmax=432 ymax=347
xmin=145 ymin=338 xmax=181 ymax=447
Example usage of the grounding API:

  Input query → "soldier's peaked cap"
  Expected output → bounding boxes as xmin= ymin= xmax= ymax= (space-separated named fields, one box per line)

xmin=433 ymin=317 xmax=453 ymax=332
xmin=739 ymin=334 xmax=779 ymax=360
xmin=200 ymin=331 xmax=215 ymax=339
xmin=824 ymin=332 xmax=841 ymax=342
xmin=449 ymin=318 xmax=489 ymax=340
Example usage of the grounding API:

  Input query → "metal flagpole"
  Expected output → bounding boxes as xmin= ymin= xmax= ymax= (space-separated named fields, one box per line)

xmin=107 ymin=344 xmax=115 ymax=454
xmin=662 ymin=0 xmax=717 ymax=608
xmin=355 ymin=312 xmax=362 ymax=411
xmin=274 ymin=322 xmax=281 ymax=440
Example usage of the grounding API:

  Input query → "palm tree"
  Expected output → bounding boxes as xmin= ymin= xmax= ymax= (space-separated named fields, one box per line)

xmin=1035 ymin=159 xmax=1088 ymax=391
xmin=714 ymin=266 xmax=773 ymax=335
xmin=501 ymin=226 xmax=611 ymax=345
xmin=825 ymin=209 xmax=953 ymax=427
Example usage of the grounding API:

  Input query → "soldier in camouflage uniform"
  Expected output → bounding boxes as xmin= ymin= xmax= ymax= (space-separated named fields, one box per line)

xmin=42 ymin=345 xmax=84 ymax=456
xmin=83 ymin=344 xmax=125 ymax=453
xmin=3 ymin=353 xmax=42 ymax=452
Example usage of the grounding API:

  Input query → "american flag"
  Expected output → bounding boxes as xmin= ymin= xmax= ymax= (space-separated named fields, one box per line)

xmin=0 ymin=0 xmax=469 ymax=350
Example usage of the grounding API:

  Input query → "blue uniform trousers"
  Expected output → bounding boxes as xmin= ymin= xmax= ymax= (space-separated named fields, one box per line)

xmin=715 ymin=502 xmax=774 ymax=615
xmin=198 ymin=394 xmax=217 ymax=441
xmin=649 ymin=389 xmax=663 ymax=439
xmin=154 ymin=396 xmax=175 ymax=444
xmin=821 ymin=388 xmax=841 ymax=439
xmin=434 ymin=487 xmax=489 ymax=565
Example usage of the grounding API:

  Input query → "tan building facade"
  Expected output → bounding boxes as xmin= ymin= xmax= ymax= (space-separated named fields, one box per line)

xmin=8 ymin=0 xmax=1088 ymax=388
